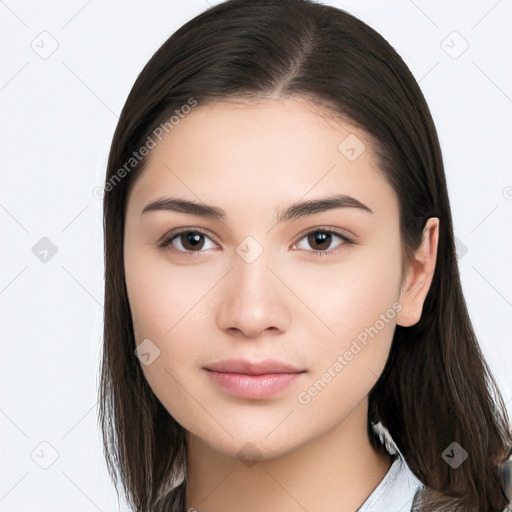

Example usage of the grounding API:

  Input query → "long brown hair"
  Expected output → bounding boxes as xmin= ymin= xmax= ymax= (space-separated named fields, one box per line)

xmin=98 ymin=1 xmax=512 ymax=510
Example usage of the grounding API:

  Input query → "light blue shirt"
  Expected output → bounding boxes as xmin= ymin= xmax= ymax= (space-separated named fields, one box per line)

xmin=357 ymin=452 xmax=423 ymax=512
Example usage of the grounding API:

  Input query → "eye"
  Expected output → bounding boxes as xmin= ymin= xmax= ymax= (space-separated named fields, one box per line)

xmin=157 ymin=229 xmax=218 ymax=255
xmin=157 ymin=227 xmax=354 ymax=257
xmin=291 ymin=228 xmax=354 ymax=256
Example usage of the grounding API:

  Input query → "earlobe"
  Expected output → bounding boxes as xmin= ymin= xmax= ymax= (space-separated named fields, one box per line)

xmin=396 ymin=218 xmax=440 ymax=327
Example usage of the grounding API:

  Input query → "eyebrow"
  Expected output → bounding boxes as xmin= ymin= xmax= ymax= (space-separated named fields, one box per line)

xmin=140 ymin=193 xmax=373 ymax=223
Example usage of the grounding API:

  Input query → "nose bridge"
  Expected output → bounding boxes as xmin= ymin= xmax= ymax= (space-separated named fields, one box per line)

xmin=215 ymin=234 xmax=291 ymax=337
xmin=233 ymin=233 xmax=277 ymax=306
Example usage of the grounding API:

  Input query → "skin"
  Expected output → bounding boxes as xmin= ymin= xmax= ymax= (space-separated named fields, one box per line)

xmin=123 ymin=96 xmax=439 ymax=512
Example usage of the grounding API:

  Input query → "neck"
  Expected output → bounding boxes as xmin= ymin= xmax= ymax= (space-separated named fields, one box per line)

xmin=184 ymin=400 xmax=393 ymax=512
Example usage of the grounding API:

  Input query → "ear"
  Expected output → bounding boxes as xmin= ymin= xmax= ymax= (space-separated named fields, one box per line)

xmin=396 ymin=217 xmax=439 ymax=327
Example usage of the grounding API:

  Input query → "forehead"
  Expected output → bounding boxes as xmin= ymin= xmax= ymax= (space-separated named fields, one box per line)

xmin=126 ymin=97 xmax=397 ymax=221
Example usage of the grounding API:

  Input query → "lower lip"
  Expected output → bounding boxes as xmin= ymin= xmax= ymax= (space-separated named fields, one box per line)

xmin=204 ymin=370 xmax=303 ymax=399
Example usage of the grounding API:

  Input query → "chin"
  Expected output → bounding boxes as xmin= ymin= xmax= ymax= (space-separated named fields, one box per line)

xmin=187 ymin=423 xmax=312 ymax=463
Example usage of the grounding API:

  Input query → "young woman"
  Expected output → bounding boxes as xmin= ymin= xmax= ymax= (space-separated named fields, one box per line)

xmin=98 ymin=1 xmax=512 ymax=510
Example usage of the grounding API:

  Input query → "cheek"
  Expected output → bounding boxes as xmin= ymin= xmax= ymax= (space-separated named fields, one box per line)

xmin=125 ymin=248 xmax=211 ymax=343
xmin=125 ymin=251 xmax=219 ymax=434
xmin=294 ymin=241 xmax=402 ymax=347
xmin=291 ymin=240 xmax=402 ymax=404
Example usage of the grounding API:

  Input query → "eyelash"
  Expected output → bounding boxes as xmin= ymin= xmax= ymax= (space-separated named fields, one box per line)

xmin=157 ymin=227 xmax=355 ymax=258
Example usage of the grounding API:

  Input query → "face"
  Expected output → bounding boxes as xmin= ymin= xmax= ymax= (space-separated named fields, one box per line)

xmin=123 ymin=96 xmax=406 ymax=460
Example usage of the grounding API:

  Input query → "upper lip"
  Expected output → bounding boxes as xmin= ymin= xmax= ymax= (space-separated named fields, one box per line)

xmin=204 ymin=359 xmax=305 ymax=375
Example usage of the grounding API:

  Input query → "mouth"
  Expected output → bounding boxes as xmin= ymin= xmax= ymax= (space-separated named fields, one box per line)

xmin=203 ymin=359 xmax=306 ymax=399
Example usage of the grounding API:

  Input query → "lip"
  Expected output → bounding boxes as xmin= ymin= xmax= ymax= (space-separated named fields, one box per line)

xmin=204 ymin=359 xmax=306 ymax=399
xmin=205 ymin=358 xmax=304 ymax=375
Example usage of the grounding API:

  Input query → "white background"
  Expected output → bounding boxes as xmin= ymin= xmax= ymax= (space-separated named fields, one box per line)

xmin=1 ymin=1 xmax=511 ymax=510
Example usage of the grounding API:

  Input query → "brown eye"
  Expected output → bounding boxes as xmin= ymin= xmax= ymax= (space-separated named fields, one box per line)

xmin=158 ymin=229 xmax=218 ymax=254
xmin=179 ymin=231 xmax=206 ymax=251
xmin=292 ymin=229 xmax=353 ymax=256
xmin=307 ymin=231 xmax=332 ymax=251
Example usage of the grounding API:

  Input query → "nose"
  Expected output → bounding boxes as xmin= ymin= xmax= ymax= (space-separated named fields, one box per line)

xmin=215 ymin=247 xmax=292 ymax=339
